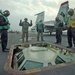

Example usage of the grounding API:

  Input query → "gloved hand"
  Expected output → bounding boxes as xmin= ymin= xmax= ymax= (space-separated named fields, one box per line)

xmin=30 ymin=20 xmax=32 ymax=23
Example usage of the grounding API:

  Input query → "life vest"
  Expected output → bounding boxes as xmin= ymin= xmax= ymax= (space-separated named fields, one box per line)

xmin=63 ymin=17 xmax=68 ymax=25
xmin=0 ymin=13 xmax=10 ymax=30
xmin=37 ymin=22 xmax=44 ymax=30
xmin=68 ymin=14 xmax=75 ymax=28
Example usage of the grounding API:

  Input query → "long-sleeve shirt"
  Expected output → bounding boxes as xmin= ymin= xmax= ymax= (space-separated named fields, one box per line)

xmin=19 ymin=20 xmax=32 ymax=32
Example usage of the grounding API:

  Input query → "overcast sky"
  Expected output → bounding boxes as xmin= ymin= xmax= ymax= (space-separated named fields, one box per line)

xmin=0 ymin=0 xmax=75 ymax=31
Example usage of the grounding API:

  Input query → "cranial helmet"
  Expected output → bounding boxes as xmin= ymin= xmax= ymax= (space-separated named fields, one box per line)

xmin=56 ymin=17 xmax=60 ymax=21
xmin=0 ymin=10 xmax=2 ymax=14
xmin=3 ymin=10 xmax=10 ymax=17
xmin=24 ymin=18 xmax=28 ymax=20
xmin=68 ymin=8 xmax=74 ymax=16
xmin=39 ymin=20 xmax=42 ymax=22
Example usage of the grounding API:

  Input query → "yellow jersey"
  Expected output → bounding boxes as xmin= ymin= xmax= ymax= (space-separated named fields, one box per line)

xmin=68 ymin=14 xmax=75 ymax=28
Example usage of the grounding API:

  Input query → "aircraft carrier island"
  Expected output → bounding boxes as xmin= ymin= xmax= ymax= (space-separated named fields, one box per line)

xmin=4 ymin=42 xmax=75 ymax=75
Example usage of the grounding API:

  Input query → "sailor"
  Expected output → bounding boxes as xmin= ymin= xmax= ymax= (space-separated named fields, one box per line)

xmin=19 ymin=18 xmax=32 ymax=43
xmin=66 ymin=9 xmax=75 ymax=48
xmin=36 ymin=20 xmax=44 ymax=41
xmin=0 ymin=10 xmax=10 ymax=52
xmin=54 ymin=17 xmax=63 ymax=44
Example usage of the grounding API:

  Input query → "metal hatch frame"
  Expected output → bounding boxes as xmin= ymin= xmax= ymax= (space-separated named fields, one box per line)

xmin=4 ymin=42 xmax=75 ymax=75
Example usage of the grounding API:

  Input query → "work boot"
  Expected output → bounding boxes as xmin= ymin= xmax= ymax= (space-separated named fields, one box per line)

xmin=26 ymin=41 xmax=28 ymax=42
xmin=66 ymin=46 xmax=72 ymax=48
xmin=2 ymin=48 xmax=9 ymax=52
xmin=54 ymin=42 xmax=59 ymax=44
xmin=41 ymin=39 xmax=44 ymax=41
xmin=73 ymin=44 xmax=75 ymax=50
xmin=57 ymin=42 xmax=61 ymax=45
xmin=74 ymin=44 xmax=75 ymax=47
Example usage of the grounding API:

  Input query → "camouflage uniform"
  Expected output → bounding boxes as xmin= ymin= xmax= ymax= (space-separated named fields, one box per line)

xmin=19 ymin=18 xmax=32 ymax=43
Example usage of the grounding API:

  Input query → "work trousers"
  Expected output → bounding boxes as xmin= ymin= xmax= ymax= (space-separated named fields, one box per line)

xmin=22 ymin=31 xmax=28 ymax=43
xmin=56 ymin=29 xmax=62 ymax=43
xmin=1 ymin=29 xmax=8 ymax=51
xmin=37 ymin=31 xmax=43 ymax=41
xmin=67 ymin=27 xmax=75 ymax=47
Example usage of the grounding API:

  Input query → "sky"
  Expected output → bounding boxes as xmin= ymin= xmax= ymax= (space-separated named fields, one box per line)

xmin=0 ymin=0 xmax=75 ymax=31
